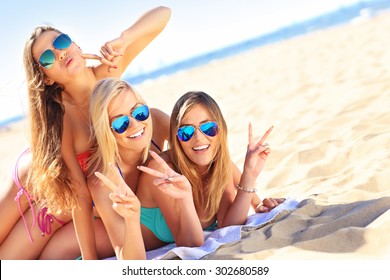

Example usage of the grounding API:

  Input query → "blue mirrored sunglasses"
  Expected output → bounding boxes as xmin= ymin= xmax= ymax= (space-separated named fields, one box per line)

xmin=38 ymin=34 xmax=72 ymax=69
xmin=111 ymin=105 xmax=150 ymax=134
xmin=177 ymin=121 xmax=219 ymax=142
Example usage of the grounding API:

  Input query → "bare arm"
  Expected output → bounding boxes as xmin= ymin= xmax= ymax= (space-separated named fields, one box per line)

xmin=93 ymin=163 xmax=145 ymax=260
xmin=62 ymin=116 xmax=97 ymax=260
xmin=232 ymin=162 xmax=263 ymax=211
xmin=218 ymin=125 xmax=275 ymax=226
xmin=137 ymin=151 xmax=204 ymax=247
xmin=92 ymin=6 xmax=171 ymax=77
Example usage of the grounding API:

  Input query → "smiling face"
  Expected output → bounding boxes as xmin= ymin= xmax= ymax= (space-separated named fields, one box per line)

xmin=108 ymin=88 xmax=152 ymax=153
xmin=178 ymin=104 xmax=220 ymax=171
xmin=31 ymin=30 xmax=85 ymax=84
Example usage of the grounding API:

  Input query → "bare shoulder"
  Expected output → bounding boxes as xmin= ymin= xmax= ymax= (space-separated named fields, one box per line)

xmin=90 ymin=65 xmax=120 ymax=81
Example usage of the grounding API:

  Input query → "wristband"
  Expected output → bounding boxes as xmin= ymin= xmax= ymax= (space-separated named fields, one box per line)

xmin=236 ymin=184 xmax=257 ymax=193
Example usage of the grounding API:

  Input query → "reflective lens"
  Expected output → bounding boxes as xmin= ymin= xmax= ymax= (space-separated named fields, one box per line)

xmin=177 ymin=126 xmax=196 ymax=142
xmin=53 ymin=34 xmax=72 ymax=49
xmin=177 ymin=121 xmax=219 ymax=142
xmin=111 ymin=116 xmax=130 ymax=134
xmin=111 ymin=105 xmax=150 ymax=134
xmin=131 ymin=105 xmax=149 ymax=122
xmin=39 ymin=50 xmax=55 ymax=68
xmin=200 ymin=121 xmax=219 ymax=137
xmin=38 ymin=34 xmax=72 ymax=69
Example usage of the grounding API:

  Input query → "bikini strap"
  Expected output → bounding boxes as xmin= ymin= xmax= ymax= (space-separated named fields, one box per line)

xmin=13 ymin=148 xmax=36 ymax=243
xmin=37 ymin=207 xmax=67 ymax=237
xmin=151 ymin=139 xmax=162 ymax=152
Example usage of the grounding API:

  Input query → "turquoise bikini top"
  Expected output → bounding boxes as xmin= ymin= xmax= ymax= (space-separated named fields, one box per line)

xmin=140 ymin=207 xmax=175 ymax=243
xmin=140 ymin=207 xmax=218 ymax=243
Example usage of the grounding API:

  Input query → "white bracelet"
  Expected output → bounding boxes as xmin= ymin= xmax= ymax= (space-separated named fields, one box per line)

xmin=236 ymin=184 xmax=257 ymax=193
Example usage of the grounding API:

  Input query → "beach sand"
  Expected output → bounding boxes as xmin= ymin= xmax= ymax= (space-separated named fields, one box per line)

xmin=1 ymin=11 xmax=389 ymax=260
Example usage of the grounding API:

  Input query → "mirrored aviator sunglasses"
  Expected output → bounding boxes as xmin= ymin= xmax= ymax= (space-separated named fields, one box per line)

xmin=177 ymin=121 xmax=219 ymax=142
xmin=111 ymin=105 xmax=150 ymax=134
xmin=38 ymin=34 xmax=72 ymax=69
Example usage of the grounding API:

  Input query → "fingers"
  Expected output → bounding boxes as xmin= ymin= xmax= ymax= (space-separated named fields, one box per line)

xmin=262 ymin=197 xmax=282 ymax=208
xmin=108 ymin=163 xmax=126 ymax=186
xmin=109 ymin=193 xmax=138 ymax=212
xmin=94 ymin=171 xmax=117 ymax=193
xmin=95 ymin=162 xmax=135 ymax=196
xmin=101 ymin=43 xmax=122 ymax=58
xmin=80 ymin=53 xmax=102 ymax=61
xmin=256 ymin=197 xmax=285 ymax=213
xmin=109 ymin=192 xmax=137 ymax=203
xmin=100 ymin=44 xmax=122 ymax=70
xmin=256 ymin=205 xmax=270 ymax=213
xmin=137 ymin=151 xmax=176 ymax=180
xmin=148 ymin=151 xmax=174 ymax=175
xmin=248 ymin=122 xmax=253 ymax=146
xmin=257 ymin=126 xmax=274 ymax=146
xmin=137 ymin=165 xmax=166 ymax=178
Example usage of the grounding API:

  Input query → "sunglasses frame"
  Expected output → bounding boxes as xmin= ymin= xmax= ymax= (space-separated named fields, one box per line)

xmin=110 ymin=104 xmax=150 ymax=134
xmin=38 ymin=34 xmax=72 ymax=69
xmin=177 ymin=121 xmax=219 ymax=142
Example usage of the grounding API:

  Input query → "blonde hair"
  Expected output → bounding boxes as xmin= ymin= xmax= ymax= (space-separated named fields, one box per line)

xmin=89 ymin=78 xmax=150 ymax=176
xmin=169 ymin=91 xmax=231 ymax=222
xmin=24 ymin=26 xmax=77 ymax=214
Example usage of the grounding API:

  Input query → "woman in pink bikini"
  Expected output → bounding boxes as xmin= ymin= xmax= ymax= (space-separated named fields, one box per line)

xmin=0 ymin=6 xmax=171 ymax=259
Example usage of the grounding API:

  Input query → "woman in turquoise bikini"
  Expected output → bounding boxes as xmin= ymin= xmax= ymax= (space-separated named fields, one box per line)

xmin=89 ymin=78 xmax=202 ymax=259
xmin=137 ymin=91 xmax=285 ymax=235
xmin=0 ymin=6 xmax=171 ymax=259
xmin=96 ymin=89 xmax=284 ymax=254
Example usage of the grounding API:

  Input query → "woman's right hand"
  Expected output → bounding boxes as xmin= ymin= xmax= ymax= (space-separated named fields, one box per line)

xmin=95 ymin=163 xmax=140 ymax=219
xmin=80 ymin=52 xmax=118 ymax=72
xmin=137 ymin=151 xmax=193 ymax=200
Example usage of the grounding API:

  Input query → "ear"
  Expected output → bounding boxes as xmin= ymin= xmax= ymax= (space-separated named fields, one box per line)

xmin=44 ymin=78 xmax=54 ymax=86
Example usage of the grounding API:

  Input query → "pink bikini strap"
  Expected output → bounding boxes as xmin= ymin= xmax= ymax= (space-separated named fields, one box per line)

xmin=37 ymin=207 xmax=67 ymax=237
xmin=13 ymin=148 xmax=36 ymax=243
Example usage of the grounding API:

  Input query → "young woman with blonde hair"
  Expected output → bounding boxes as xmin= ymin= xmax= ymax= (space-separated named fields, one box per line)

xmin=89 ymin=78 xmax=202 ymax=258
xmin=0 ymin=6 xmax=171 ymax=259
xmin=138 ymin=91 xmax=284 ymax=233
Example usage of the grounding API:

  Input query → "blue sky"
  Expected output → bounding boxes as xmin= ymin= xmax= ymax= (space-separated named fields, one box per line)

xmin=0 ymin=0 xmax=360 ymax=122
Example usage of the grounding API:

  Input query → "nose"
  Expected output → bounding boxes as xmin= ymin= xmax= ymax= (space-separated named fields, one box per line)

xmin=56 ymin=49 xmax=68 ymax=61
xmin=192 ymin=127 xmax=204 ymax=140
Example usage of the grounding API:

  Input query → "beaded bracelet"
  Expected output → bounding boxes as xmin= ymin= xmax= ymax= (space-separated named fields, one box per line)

xmin=236 ymin=184 xmax=257 ymax=193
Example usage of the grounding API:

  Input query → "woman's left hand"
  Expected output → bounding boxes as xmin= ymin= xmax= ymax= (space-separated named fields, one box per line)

xmin=243 ymin=124 xmax=273 ymax=179
xmin=137 ymin=151 xmax=193 ymax=200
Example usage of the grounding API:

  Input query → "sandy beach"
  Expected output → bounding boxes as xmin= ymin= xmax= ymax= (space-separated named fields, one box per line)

xmin=1 ymin=11 xmax=389 ymax=260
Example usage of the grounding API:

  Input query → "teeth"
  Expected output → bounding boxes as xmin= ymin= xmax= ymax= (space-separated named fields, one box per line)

xmin=129 ymin=128 xmax=144 ymax=138
xmin=193 ymin=145 xmax=209 ymax=151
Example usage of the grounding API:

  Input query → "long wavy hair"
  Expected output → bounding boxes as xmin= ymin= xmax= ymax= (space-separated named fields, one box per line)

xmin=88 ymin=78 xmax=150 ymax=176
xmin=169 ymin=91 xmax=231 ymax=222
xmin=24 ymin=26 xmax=77 ymax=214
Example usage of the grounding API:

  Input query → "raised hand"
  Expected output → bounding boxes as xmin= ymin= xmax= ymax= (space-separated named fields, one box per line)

xmin=137 ymin=151 xmax=192 ymax=200
xmin=99 ymin=36 xmax=126 ymax=70
xmin=243 ymin=124 xmax=273 ymax=179
xmin=95 ymin=162 xmax=140 ymax=219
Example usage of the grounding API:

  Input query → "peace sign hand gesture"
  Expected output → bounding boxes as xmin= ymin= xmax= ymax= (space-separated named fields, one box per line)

xmin=80 ymin=52 xmax=119 ymax=73
xmin=137 ymin=151 xmax=193 ymax=200
xmin=94 ymin=162 xmax=140 ymax=219
xmin=243 ymin=124 xmax=273 ymax=180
